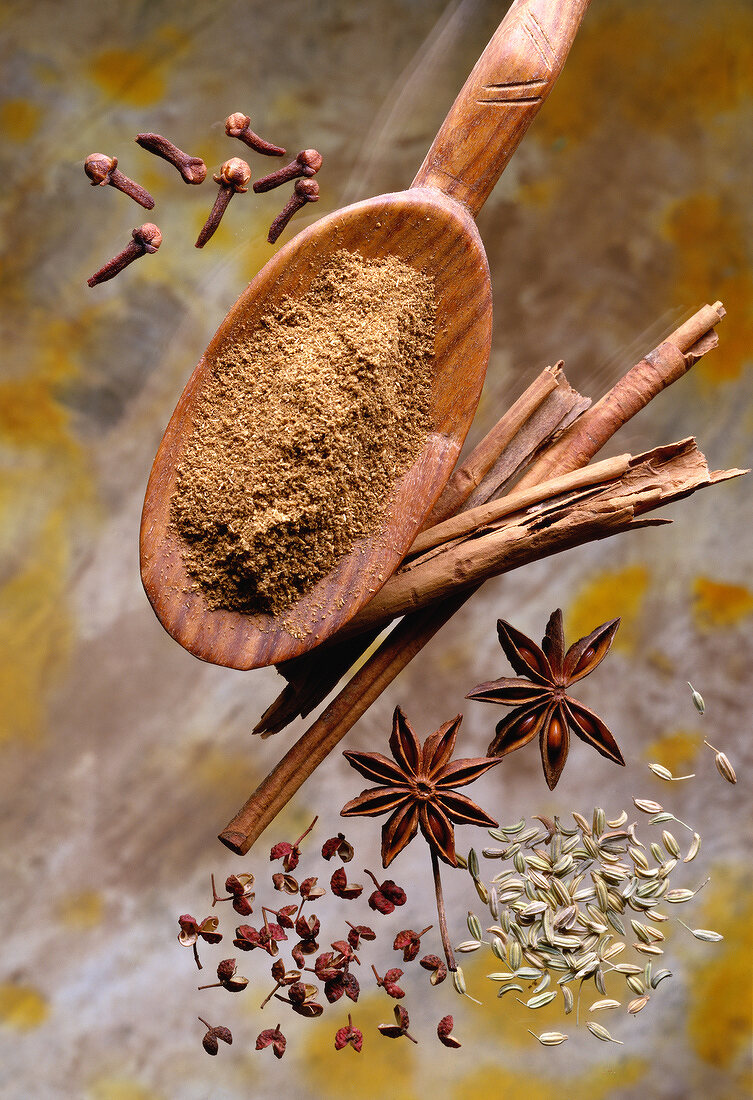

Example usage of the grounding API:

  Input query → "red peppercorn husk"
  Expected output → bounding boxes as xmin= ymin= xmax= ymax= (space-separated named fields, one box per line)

xmin=299 ymin=876 xmax=326 ymax=901
xmin=211 ymin=872 xmax=255 ymax=912
xmin=335 ymin=1014 xmax=363 ymax=1052
xmin=256 ymin=1025 xmax=287 ymax=1059
xmin=394 ymin=926 xmax=433 ymax=962
xmin=346 ymin=922 xmax=376 ymax=950
xmin=276 ymin=981 xmax=324 ymax=1018
xmin=270 ymin=841 xmax=298 ymax=872
xmin=377 ymin=1004 xmax=417 ymax=1043
xmin=325 ymin=970 xmax=360 ymax=1004
xmin=331 ymin=867 xmax=363 ymax=900
xmin=270 ymin=816 xmax=318 ymax=872
xmin=217 ymin=958 xmax=236 ymax=983
xmin=420 ymin=954 xmax=448 ymax=985
xmin=437 ymin=1015 xmax=462 ymax=1048
xmin=272 ymin=872 xmax=299 ymax=894
xmin=372 ymin=964 xmax=405 ymax=999
xmin=312 ymin=952 xmax=343 ymax=983
xmin=365 ymin=873 xmax=407 ymax=914
xmin=322 ymin=833 xmax=354 ymax=862
xmin=199 ymin=1017 xmax=232 ymax=1056
xmin=275 ymin=904 xmax=298 ymax=929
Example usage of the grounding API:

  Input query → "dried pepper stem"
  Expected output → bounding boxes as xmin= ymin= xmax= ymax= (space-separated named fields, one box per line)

xmin=431 ymin=847 xmax=456 ymax=973
xmin=260 ymin=982 xmax=282 ymax=1009
xmin=293 ymin=815 xmax=318 ymax=847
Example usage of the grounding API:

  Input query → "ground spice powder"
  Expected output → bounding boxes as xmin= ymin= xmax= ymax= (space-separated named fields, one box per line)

xmin=171 ymin=250 xmax=435 ymax=616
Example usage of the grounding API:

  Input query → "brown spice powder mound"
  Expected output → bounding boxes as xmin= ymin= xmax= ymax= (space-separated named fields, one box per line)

xmin=171 ymin=250 xmax=436 ymax=616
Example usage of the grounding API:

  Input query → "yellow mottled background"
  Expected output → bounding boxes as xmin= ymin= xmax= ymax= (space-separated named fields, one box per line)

xmin=1 ymin=1 xmax=751 ymax=1097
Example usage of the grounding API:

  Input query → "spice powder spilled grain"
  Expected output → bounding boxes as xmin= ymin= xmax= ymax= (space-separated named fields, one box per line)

xmin=171 ymin=250 xmax=436 ymax=616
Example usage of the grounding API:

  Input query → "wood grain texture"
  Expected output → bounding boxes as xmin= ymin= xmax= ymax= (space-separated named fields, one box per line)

xmin=141 ymin=0 xmax=593 ymax=670
xmin=140 ymin=189 xmax=490 ymax=669
xmin=412 ymin=0 xmax=592 ymax=215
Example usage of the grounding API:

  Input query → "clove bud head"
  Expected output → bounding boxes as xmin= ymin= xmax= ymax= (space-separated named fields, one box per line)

xmin=225 ymin=112 xmax=251 ymax=136
xmin=215 ymin=157 xmax=252 ymax=192
xmin=84 ymin=153 xmax=116 ymax=185
xmin=133 ymin=223 xmax=162 ymax=252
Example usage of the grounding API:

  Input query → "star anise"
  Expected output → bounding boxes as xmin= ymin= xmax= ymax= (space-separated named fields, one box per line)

xmin=341 ymin=706 xmax=501 ymax=867
xmin=466 ymin=609 xmax=624 ymax=790
xmin=341 ymin=706 xmax=500 ymax=975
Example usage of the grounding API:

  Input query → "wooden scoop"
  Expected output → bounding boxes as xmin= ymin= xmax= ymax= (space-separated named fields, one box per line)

xmin=141 ymin=0 xmax=591 ymax=670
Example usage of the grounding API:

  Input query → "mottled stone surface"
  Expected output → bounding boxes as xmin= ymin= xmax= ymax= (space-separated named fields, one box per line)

xmin=1 ymin=1 xmax=751 ymax=1097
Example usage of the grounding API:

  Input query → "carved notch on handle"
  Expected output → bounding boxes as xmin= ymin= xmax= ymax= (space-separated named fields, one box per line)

xmin=412 ymin=0 xmax=591 ymax=217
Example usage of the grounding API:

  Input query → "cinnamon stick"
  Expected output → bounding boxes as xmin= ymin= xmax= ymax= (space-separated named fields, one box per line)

xmin=409 ymin=452 xmax=631 ymax=557
xmin=221 ymin=593 xmax=469 ymax=854
xmin=221 ymin=443 xmax=746 ymax=855
xmin=221 ymin=302 xmax=728 ymax=854
xmin=341 ymin=440 xmax=745 ymax=633
xmin=424 ymin=363 xmax=561 ymax=525
xmin=514 ymin=302 xmax=725 ymax=488
xmin=254 ymin=364 xmax=578 ymax=735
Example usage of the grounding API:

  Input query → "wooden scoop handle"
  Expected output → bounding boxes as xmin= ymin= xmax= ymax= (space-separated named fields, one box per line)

xmin=412 ymin=0 xmax=591 ymax=217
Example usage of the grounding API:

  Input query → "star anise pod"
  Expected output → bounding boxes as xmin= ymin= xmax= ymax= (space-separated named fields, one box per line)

xmin=341 ymin=707 xmax=501 ymax=867
xmin=466 ymin=609 xmax=625 ymax=790
xmin=342 ymin=707 xmax=501 ymax=977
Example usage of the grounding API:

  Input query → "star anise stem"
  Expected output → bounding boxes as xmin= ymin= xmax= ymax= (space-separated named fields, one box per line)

xmin=431 ymin=846 xmax=456 ymax=973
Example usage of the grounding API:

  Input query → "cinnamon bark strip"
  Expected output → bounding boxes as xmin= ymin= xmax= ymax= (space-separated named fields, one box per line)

xmin=254 ymin=364 xmax=577 ymax=736
xmin=515 ymin=302 xmax=725 ymax=489
xmin=424 ymin=364 xmax=561 ymax=525
xmin=409 ymin=452 xmax=631 ymax=557
xmin=221 ymin=444 xmax=742 ymax=854
xmin=340 ymin=440 xmax=745 ymax=633
xmin=221 ymin=302 xmax=728 ymax=854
